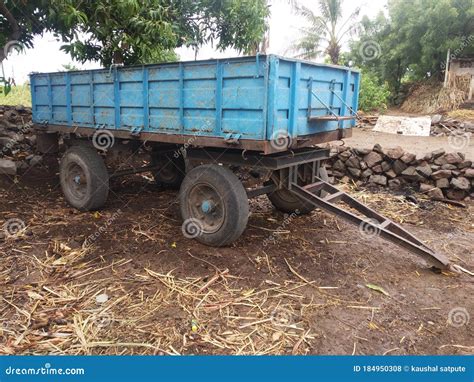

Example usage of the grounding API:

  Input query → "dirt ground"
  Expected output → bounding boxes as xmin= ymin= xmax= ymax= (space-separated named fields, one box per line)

xmin=0 ymin=153 xmax=473 ymax=355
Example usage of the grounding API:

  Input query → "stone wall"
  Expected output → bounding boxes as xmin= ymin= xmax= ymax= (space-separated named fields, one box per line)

xmin=0 ymin=106 xmax=37 ymax=175
xmin=326 ymin=144 xmax=473 ymax=201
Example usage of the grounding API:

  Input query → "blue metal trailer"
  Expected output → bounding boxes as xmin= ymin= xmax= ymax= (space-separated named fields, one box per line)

xmin=30 ymin=55 xmax=358 ymax=153
xmin=30 ymin=55 xmax=452 ymax=270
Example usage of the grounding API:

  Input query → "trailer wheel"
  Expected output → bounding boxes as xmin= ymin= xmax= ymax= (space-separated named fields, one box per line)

xmin=152 ymin=153 xmax=186 ymax=189
xmin=179 ymin=164 xmax=249 ymax=246
xmin=266 ymin=164 xmax=329 ymax=215
xmin=60 ymin=145 xmax=109 ymax=211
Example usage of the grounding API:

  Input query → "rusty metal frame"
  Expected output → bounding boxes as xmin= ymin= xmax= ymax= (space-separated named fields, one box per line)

xmin=186 ymin=147 xmax=330 ymax=170
xmin=34 ymin=124 xmax=351 ymax=155
xmin=288 ymin=178 xmax=451 ymax=269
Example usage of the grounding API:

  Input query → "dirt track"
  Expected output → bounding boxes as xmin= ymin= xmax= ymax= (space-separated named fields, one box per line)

xmin=0 ymin=158 xmax=473 ymax=355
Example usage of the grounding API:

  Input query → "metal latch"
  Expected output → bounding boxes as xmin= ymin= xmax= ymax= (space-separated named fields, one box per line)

xmin=224 ymin=133 xmax=241 ymax=145
xmin=130 ymin=127 xmax=143 ymax=137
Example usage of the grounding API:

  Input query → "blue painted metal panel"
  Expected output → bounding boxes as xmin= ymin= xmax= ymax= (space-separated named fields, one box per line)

xmin=30 ymin=55 xmax=360 ymax=144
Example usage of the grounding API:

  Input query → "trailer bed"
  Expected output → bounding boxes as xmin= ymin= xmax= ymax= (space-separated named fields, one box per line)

xmin=30 ymin=55 xmax=359 ymax=154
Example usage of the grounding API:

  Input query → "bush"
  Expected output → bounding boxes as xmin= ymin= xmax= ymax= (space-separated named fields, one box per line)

xmin=0 ymin=85 xmax=31 ymax=107
xmin=358 ymin=72 xmax=390 ymax=112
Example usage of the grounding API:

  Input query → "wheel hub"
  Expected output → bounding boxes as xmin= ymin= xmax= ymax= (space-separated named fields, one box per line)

xmin=188 ymin=183 xmax=225 ymax=234
xmin=201 ymin=200 xmax=215 ymax=214
xmin=67 ymin=163 xmax=87 ymax=200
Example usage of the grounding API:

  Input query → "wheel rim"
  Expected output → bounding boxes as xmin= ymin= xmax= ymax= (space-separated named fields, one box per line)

xmin=188 ymin=182 xmax=225 ymax=234
xmin=66 ymin=162 xmax=87 ymax=200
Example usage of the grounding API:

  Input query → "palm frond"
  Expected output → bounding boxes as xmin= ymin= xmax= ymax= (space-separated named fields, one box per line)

xmin=294 ymin=0 xmax=360 ymax=64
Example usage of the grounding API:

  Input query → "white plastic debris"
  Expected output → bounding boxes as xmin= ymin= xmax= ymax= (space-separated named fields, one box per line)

xmin=374 ymin=115 xmax=432 ymax=136
xmin=95 ymin=293 xmax=109 ymax=304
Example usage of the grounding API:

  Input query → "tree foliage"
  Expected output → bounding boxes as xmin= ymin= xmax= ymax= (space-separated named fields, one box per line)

xmin=349 ymin=0 xmax=473 ymax=100
xmin=0 ymin=0 xmax=269 ymax=66
xmin=0 ymin=0 xmax=53 ymax=61
xmin=358 ymin=71 xmax=390 ymax=112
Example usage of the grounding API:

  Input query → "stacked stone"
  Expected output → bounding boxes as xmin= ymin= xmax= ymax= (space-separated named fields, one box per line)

xmin=430 ymin=115 xmax=474 ymax=137
xmin=0 ymin=105 xmax=39 ymax=175
xmin=327 ymin=144 xmax=473 ymax=201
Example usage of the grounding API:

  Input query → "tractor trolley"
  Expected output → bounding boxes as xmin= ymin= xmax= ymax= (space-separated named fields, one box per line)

xmin=30 ymin=55 xmax=452 ymax=270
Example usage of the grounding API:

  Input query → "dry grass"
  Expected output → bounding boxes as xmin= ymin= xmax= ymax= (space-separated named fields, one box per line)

xmin=447 ymin=109 xmax=474 ymax=121
xmin=401 ymin=83 xmax=466 ymax=114
xmin=1 ymin=238 xmax=347 ymax=355
xmin=0 ymin=85 xmax=31 ymax=107
xmin=1 ymin=177 xmax=472 ymax=356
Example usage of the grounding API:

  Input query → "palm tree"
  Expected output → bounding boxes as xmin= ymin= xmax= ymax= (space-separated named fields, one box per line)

xmin=294 ymin=0 xmax=360 ymax=64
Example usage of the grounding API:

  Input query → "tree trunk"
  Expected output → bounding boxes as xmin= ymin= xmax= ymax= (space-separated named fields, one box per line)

xmin=0 ymin=1 xmax=21 ymax=63
xmin=113 ymin=50 xmax=124 ymax=65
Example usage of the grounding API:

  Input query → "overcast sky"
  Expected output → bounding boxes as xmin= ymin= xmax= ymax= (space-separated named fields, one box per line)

xmin=5 ymin=0 xmax=387 ymax=84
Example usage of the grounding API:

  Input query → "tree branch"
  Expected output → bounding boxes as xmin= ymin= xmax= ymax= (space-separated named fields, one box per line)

xmin=0 ymin=0 xmax=21 ymax=61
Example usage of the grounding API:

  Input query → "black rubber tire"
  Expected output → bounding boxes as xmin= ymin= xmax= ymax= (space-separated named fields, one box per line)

xmin=266 ymin=186 xmax=315 ymax=215
xmin=266 ymin=163 xmax=329 ymax=215
xmin=152 ymin=153 xmax=186 ymax=189
xmin=179 ymin=164 xmax=249 ymax=247
xmin=60 ymin=145 xmax=109 ymax=211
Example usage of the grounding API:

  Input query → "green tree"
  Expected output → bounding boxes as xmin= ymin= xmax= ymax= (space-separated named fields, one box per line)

xmin=349 ymin=0 xmax=473 ymax=97
xmin=0 ymin=0 xmax=269 ymax=66
xmin=358 ymin=71 xmax=390 ymax=112
xmin=0 ymin=0 xmax=53 ymax=62
xmin=294 ymin=0 xmax=360 ymax=64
